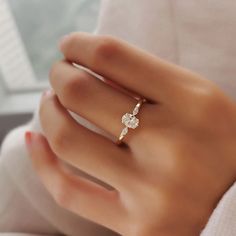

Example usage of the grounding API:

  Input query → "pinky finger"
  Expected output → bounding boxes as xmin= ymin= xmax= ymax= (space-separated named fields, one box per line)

xmin=25 ymin=131 xmax=125 ymax=233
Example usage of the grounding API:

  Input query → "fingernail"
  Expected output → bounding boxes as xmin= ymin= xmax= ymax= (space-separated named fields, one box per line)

xmin=58 ymin=34 xmax=69 ymax=50
xmin=25 ymin=131 xmax=32 ymax=148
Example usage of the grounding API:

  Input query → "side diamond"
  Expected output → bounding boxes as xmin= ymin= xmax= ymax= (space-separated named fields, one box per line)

xmin=133 ymin=106 xmax=139 ymax=115
xmin=121 ymin=127 xmax=128 ymax=137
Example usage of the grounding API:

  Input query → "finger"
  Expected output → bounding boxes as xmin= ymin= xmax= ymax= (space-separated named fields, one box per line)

xmin=25 ymin=132 xmax=124 ymax=232
xmin=59 ymin=32 xmax=202 ymax=103
xmin=39 ymin=90 xmax=133 ymax=188
xmin=50 ymin=60 xmax=142 ymax=139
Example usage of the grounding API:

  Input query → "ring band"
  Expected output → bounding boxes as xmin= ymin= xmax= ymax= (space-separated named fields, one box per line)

xmin=117 ymin=98 xmax=146 ymax=144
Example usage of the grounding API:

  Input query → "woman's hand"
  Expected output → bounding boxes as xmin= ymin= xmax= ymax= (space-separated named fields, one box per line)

xmin=25 ymin=32 xmax=236 ymax=236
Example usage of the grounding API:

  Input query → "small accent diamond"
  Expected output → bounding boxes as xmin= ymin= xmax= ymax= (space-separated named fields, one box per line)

xmin=120 ymin=127 xmax=128 ymax=137
xmin=133 ymin=106 xmax=139 ymax=115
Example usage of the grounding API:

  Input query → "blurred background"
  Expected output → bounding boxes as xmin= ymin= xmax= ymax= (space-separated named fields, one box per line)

xmin=0 ymin=0 xmax=100 ymax=144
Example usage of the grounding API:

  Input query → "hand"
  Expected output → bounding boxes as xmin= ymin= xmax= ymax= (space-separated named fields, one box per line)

xmin=25 ymin=32 xmax=236 ymax=236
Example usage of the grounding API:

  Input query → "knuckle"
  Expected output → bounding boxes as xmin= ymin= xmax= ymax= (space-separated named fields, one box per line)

xmin=61 ymin=71 xmax=90 ymax=108
xmin=193 ymin=84 xmax=233 ymax=127
xmin=195 ymin=87 xmax=218 ymax=117
xmin=50 ymin=123 xmax=71 ymax=156
xmin=199 ymin=88 xmax=225 ymax=115
xmin=49 ymin=61 xmax=62 ymax=80
xmin=92 ymin=36 xmax=120 ymax=68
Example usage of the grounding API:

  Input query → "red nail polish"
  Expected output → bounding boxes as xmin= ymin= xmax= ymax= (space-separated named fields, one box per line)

xmin=25 ymin=131 xmax=32 ymax=147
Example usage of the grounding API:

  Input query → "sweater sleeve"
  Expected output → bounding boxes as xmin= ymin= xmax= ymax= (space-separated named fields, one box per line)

xmin=201 ymin=182 xmax=236 ymax=236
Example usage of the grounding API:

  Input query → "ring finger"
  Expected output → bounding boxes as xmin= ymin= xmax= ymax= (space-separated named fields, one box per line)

xmin=50 ymin=60 xmax=144 ymax=142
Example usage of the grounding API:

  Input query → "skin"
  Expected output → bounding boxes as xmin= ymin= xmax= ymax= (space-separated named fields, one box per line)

xmin=25 ymin=32 xmax=236 ymax=236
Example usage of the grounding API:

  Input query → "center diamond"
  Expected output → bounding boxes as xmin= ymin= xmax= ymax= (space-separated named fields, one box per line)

xmin=122 ymin=113 xmax=139 ymax=129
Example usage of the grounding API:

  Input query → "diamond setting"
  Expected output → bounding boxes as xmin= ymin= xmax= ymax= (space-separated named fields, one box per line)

xmin=117 ymin=98 xmax=145 ymax=144
xmin=122 ymin=113 xmax=139 ymax=129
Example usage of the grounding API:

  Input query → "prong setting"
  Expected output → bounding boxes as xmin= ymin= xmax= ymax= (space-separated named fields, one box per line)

xmin=117 ymin=98 xmax=145 ymax=144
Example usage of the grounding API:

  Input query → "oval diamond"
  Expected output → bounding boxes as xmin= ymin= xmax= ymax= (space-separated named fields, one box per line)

xmin=122 ymin=113 xmax=139 ymax=129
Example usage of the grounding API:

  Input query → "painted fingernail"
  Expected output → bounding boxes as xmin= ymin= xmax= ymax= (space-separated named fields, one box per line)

xmin=58 ymin=34 xmax=69 ymax=50
xmin=25 ymin=131 xmax=32 ymax=148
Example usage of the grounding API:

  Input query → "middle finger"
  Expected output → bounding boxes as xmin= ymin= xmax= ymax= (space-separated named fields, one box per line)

xmin=39 ymin=91 xmax=132 ymax=188
xmin=50 ymin=60 xmax=140 ymax=141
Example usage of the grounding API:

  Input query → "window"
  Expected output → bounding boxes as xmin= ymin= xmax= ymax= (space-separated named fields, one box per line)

xmin=0 ymin=0 xmax=100 ymax=114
